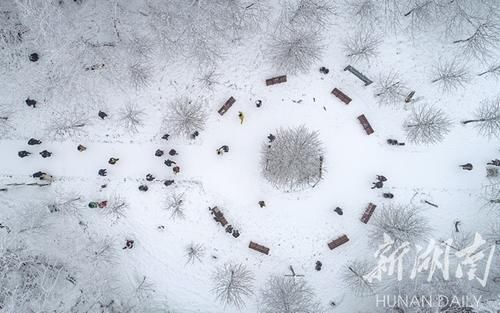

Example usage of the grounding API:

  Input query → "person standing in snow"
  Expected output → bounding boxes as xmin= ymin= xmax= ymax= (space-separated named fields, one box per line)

xmin=138 ymin=185 xmax=148 ymax=192
xmin=123 ymin=239 xmax=134 ymax=249
xmin=28 ymin=138 xmax=42 ymax=145
xmin=371 ymin=181 xmax=383 ymax=189
xmin=164 ymin=159 xmax=176 ymax=167
xmin=155 ymin=149 xmax=164 ymax=157
xmin=108 ymin=157 xmax=119 ymax=165
xmin=39 ymin=150 xmax=52 ymax=158
xmin=267 ymin=134 xmax=276 ymax=143
xmin=18 ymin=151 xmax=31 ymax=158
xmin=376 ymin=175 xmax=387 ymax=182
xmin=216 ymin=145 xmax=229 ymax=155
xmin=164 ymin=180 xmax=174 ymax=186
xmin=383 ymin=193 xmax=394 ymax=199
xmin=238 ymin=111 xmax=244 ymax=124
xmin=162 ymin=134 xmax=170 ymax=140
xmin=334 ymin=207 xmax=343 ymax=215
xmin=173 ymin=166 xmax=180 ymax=174
xmin=255 ymin=100 xmax=262 ymax=108
xmin=98 ymin=111 xmax=108 ymax=119
xmin=146 ymin=174 xmax=155 ymax=181
xmin=258 ymin=201 xmax=266 ymax=208
xmin=25 ymin=98 xmax=37 ymax=108
xmin=77 ymin=144 xmax=87 ymax=152
xmin=191 ymin=131 xmax=199 ymax=139
xmin=460 ymin=163 xmax=473 ymax=170
xmin=487 ymin=159 xmax=500 ymax=166
xmin=98 ymin=169 xmax=107 ymax=176
xmin=168 ymin=149 xmax=178 ymax=156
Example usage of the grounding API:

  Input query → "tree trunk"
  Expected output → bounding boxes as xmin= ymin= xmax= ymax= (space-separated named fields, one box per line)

xmin=462 ymin=119 xmax=484 ymax=125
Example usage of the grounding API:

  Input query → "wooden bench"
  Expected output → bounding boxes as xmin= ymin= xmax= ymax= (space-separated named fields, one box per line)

xmin=218 ymin=97 xmax=235 ymax=116
xmin=249 ymin=241 xmax=270 ymax=255
xmin=344 ymin=65 xmax=373 ymax=86
xmin=331 ymin=88 xmax=352 ymax=104
xmin=360 ymin=203 xmax=376 ymax=224
xmin=209 ymin=206 xmax=228 ymax=227
xmin=328 ymin=234 xmax=349 ymax=250
xmin=357 ymin=114 xmax=374 ymax=135
xmin=265 ymin=75 xmax=287 ymax=86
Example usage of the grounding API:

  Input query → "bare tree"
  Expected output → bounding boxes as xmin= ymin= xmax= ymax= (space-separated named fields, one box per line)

xmin=184 ymin=242 xmax=205 ymax=264
xmin=403 ymin=0 xmax=438 ymax=35
xmin=261 ymin=126 xmax=324 ymax=191
xmin=197 ymin=69 xmax=221 ymax=90
xmin=430 ymin=59 xmax=470 ymax=92
xmin=369 ymin=204 xmax=432 ymax=246
xmin=342 ymin=0 xmax=380 ymax=29
xmin=452 ymin=16 xmax=500 ymax=61
xmin=162 ymin=98 xmax=207 ymax=139
xmin=45 ymin=108 xmax=90 ymax=140
xmin=343 ymin=29 xmax=381 ymax=63
xmin=268 ymin=28 xmax=324 ymax=74
xmin=128 ymin=61 xmax=154 ymax=90
xmin=259 ymin=276 xmax=324 ymax=313
xmin=97 ymin=195 xmax=128 ymax=223
xmin=482 ymin=182 xmax=500 ymax=215
xmin=281 ymin=0 xmax=335 ymax=29
xmin=374 ymin=71 xmax=407 ymax=107
xmin=341 ymin=259 xmax=378 ymax=296
xmin=119 ymin=102 xmax=146 ymax=134
xmin=462 ymin=97 xmax=500 ymax=138
xmin=164 ymin=192 xmax=185 ymax=220
xmin=212 ymin=263 xmax=254 ymax=308
xmin=403 ymin=104 xmax=452 ymax=144
xmin=0 ymin=105 xmax=14 ymax=138
xmin=478 ymin=63 xmax=500 ymax=78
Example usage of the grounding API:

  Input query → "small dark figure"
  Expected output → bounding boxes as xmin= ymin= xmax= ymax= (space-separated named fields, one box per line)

xmin=27 ymin=138 xmax=42 ymax=145
xmin=146 ymin=174 xmax=155 ymax=181
xmin=232 ymin=229 xmax=240 ymax=238
xmin=39 ymin=150 xmax=52 ymax=158
xmin=190 ymin=131 xmax=199 ymax=139
xmin=334 ymin=207 xmax=343 ymax=215
xmin=371 ymin=181 xmax=383 ymax=189
xmin=98 ymin=201 xmax=107 ymax=208
xmin=387 ymin=139 xmax=405 ymax=146
xmin=225 ymin=225 xmax=233 ymax=233
xmin=258 ymin=200 xmax=266 ymax=208
xmin=173 ymin=166 xmax=180 ymax=174
xmin=138 ymin=185 xmax=148 ymax=192
xmin=32 ymin=171 xmax=45 ymax=178
xmin=319 ymin=66 xmax=329 ymax=74
xmin=164 ymin=159 xmax=176 ymax=167
xmin=217 ymin=145 xmax=229 ymax=155
xmin=88 ymin=201 xmax=98 ymax=208
xmin=238 ymin=111 xmax=244 ymax=124
xmin=487 ymin=159 xmax=500 ymax=166
xmin=29 ymin=53 xmax=39 ymax=62
xmin=330 ymin=301 xmax=336 ymax=307
xmin=164 ymin=180 xmax=174 ymax=186
xmin=169 ymin=149 xmax=178 ymax=156
xmin=108 ymin=157 xmax=119 ymax=165
xmin=155 ymin=149 xmax=164 ymax=157
xmin=77 ymin=144 xmax=87 ymax=152
xmin=267 ymin=134 xmax=276 ymax=143
xmin=26 ymin=98 xmax=37 ymax=108
xmin=98 ymin=169 xmax=107 ymax=176
xmin=255 ymin=100 xmax=262 ymax=108
xmin=101 ymin=184 xmax=107 ymax=189
xmin=383 ymin=193 xmax=394 ymax=199
xmin=98 ymin=111 xmax=107 ymax=119
xmin=376 ymin=175 xmax=387 ymax=182
xmin=460 ymin=163 xmax=473 ymax=171
xmin=454 ymin=220 xmax=461 ymax=233
xmin=123 ymin=240 xmax=134 ymax=249
xmin=18 ymin=151 xmax=31 ymax=158
xmin=161 ymin=134 xmax=170 ymax=140
xmin=315 ymin=261 xmax=322 ymax=271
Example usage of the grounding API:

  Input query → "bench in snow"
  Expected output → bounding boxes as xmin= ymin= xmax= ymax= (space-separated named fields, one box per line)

xmin=209 ymin=206 xmax=228 ymax=227
xmin=405 ymin=91 xmax=416 ymax=103
xmin=249 ymin=241 xmax=270 ymax=255
xmin=265 ymin=75 xmax=287 ymax=86
xmin=331 ymin=88 xmax=352 ymax=104
xmin=360 ymin=203 xmax=376 ymax=224
xmin=357 ymin=114 xmax=374 ymax=135
xmin=328 ymin=234 xmax=349 ymax=250
xmin=344 ymin=65 xmax=373 ymax=86
xmin=218 ymin=97 xmax=236 ymax=116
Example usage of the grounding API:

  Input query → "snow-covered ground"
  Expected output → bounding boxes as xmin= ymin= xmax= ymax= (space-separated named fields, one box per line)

xmin=0 ymin=1 xmax=499 ymax=313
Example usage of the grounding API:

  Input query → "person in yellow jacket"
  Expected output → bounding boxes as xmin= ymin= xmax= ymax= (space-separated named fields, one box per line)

xmin=238 ymin=111 xmax=244 ymax=124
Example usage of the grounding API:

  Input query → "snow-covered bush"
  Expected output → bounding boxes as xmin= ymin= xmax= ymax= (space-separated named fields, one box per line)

xmin=185 ymin=242 xmax=205 ymax=264
xmin=119 ymin=102 xmax=146 ymax=134
xmin=403 ymin=104 xmax=452 ymax=144
xmin=430 ymin=58 xmax=470 ymax=92
xmin=374 ymin=71 xmax=407 ymax=107
xmin=261 ymin=126 xmax=324 ymax=191
xmin=162 ymin=98 xmax=207 ymax=139
xmin=212 ymin=263 xmax=254 ymax=308
xmin=259 ymin=276 xmax=323 ymax=313
xmin=341 ymin=259 xmax=378 ymax=296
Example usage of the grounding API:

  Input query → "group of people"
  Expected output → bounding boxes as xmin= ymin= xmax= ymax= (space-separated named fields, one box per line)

xmin=18 ymin=138 xmax=53 ymax=159
xmin=460 ymin=159 xmax=500 ymax=171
